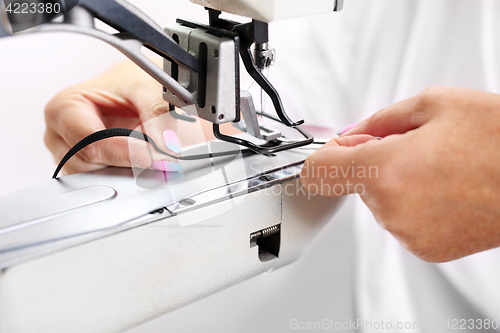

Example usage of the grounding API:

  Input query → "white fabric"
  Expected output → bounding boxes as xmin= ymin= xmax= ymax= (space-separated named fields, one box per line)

xmin=269 ymin=0 xmax=500 ymax=331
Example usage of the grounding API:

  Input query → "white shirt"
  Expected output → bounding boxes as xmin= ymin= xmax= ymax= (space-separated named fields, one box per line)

xmin=270 ymin=0 xmax=500 ymax=331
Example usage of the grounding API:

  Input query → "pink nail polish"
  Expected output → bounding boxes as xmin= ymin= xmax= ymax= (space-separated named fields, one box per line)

xmin=163 ymin=130 xmax=181 ymax=153
xmin=337 ymin=122 xmax=360 ymax=135
xmin=151 ymin=161 xmax=183 ymax=172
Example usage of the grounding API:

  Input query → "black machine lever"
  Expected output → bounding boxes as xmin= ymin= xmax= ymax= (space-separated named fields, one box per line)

xmin=233 ymin=21 xmax=304 ymax=128
xmin=206 ymin=9 xmax=304 ymax=128
xmin=206 ymin=9 xmax=312 ymax=155
xmin=78 ymin=0 xmax=204 ymax=73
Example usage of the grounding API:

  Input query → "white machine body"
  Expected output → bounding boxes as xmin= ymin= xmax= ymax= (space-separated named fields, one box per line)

xmin=0 ymin=143 xmax=344 ymax=332
xmin=189 ymin=0 xmax=344 ymax=22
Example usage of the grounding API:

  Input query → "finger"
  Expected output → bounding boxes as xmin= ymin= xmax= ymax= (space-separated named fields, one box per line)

xmin=342 ymin=91 xmax=437 ymax=138
xmin=45 ymin=130 xmax=107 ymax=175
xmin=85 ymin=59 xmax=181 ymax=155
xmin=45 ymin=88 xmax=120 ymax=158
xmin=45 ymin=96 xmax=170 ymax=170
xmin=314 ymin=135 xmax=380 ymax=154
xmin=334 ymin=134 xmax=381 ymax=147
xmin=300 ymin=139 xmax=385 ymax=196
xmin=141 ymin=108 xmax=180 ymax=156
xmin=103 ymin=60 xmax=181 ymax=155
xmin=47 ymin=122 xmax=174 ymax=176
xmin=126 ymin=84 xmax=180 ymax=156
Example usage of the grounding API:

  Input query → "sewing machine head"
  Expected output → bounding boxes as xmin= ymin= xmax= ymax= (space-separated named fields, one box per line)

xmin=0 ymin=0 xmax=343 ymax=155
xmin=161 ymin=0 xmax=343 ymax=153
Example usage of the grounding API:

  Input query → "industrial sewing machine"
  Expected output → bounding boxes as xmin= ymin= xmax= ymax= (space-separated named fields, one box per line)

xmin=0 ymin=1 xmax=344 ymax=331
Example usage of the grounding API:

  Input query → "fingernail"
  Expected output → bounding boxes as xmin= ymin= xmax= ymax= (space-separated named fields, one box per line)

xmin=337 ymin=122 xmax=360 ymax=136
xmin=163 ymin=130 xmax=181 ymax=153
xmin=151 ymin=161 xmax=183 ymax=172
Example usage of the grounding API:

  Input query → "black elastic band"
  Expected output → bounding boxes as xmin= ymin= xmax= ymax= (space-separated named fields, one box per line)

xmin=52 ymin=128 xmax=249 ymax=179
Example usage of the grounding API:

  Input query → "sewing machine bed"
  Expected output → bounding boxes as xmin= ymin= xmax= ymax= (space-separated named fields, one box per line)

xmin=0 ymin=144 xmax=343 ymax=332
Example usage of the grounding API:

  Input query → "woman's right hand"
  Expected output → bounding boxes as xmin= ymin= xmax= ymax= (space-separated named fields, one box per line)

xmin=44 ymin=60 xmax=182 ymax=176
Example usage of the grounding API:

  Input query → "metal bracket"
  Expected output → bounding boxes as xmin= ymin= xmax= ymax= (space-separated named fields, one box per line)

xmin=162 ymin=20 xmax=240 ymax=124
xmin=234 ymin=91 xmax=281 ymax=141
xmin=168 ymin=104 xmax=197 ymax=123
xmin=334 ymin=0 xmax=345 ymax=12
